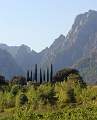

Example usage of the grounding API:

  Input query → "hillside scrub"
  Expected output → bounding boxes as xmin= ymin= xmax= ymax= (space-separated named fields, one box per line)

xmin=0 ymin=71 xmax=96 ymax=120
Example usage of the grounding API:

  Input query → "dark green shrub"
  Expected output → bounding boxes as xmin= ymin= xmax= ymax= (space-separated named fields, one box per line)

xmin=16 ymin=93 xmax=28 ymax=106
xmin=10 ymin=85 xmax=20 ymax=96
xmin=11 ymin=76 xmax=27 ymax=86
xmin=53 ymin=68 xmax=83 ymax=83
xmin=38 ymin=84 xmax=57 ymax=106
xmin=21 ymin=85 xmax=27 ymax=93
xmin=67 ymin=88 xmax=76 ymax=103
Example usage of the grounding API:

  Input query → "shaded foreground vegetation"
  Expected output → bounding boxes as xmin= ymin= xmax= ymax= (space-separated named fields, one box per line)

xmin=0 ymin=69 xmax=97 ymax=120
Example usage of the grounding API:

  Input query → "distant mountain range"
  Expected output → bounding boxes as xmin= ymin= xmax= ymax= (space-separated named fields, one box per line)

xmin=0 ymin=48 xmax=24 ymax=79
xmin=0 ymin=10 xmax=97 ymax=84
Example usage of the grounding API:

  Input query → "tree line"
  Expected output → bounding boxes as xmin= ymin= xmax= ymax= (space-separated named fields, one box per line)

xmin=27 ymin=64 xmax=53 ymax=84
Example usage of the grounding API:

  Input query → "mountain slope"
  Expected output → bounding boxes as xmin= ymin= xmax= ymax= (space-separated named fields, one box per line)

xmin=0 ymin=48 xmax=24 ymax=80
xmin=40 ymin=10 xmax=97 ymax=72
xmin=39 ymin=35 xmax=66 ymax=69
xmin=73 ymin=52 xmax=97 ymax=85
xmin=14 ymin=44 xmax=38 ymax=71
xmin=0 ymin=44 xmax=38 ymax=71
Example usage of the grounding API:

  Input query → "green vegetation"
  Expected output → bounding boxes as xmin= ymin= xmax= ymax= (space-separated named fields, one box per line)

xmin=0 ymin=69 xmax=97 ymax=120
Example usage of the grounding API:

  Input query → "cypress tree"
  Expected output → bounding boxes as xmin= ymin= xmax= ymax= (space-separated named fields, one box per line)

xmin=40 ymin=68 xmax=42 ymax=84
xmin=50 ymin=64 xmax=53 ymax=82
xmin=35 ymin=64 xmax=37 ymax=83
xmin=30 ymin=70 xmax=33 ymax=81
xmin=43 ymin=70 xmax=45 ymax=82
xmin=27 ymin=70 xmax=30 ymax=82
xmin=47 ymin=67 xmax=49 ymax=82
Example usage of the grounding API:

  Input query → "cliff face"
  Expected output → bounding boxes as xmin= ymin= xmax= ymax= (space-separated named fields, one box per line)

xmin=40 ymin=10 xmax=97 ymax=71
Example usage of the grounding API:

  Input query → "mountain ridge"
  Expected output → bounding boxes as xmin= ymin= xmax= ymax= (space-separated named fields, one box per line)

xmin=0 ymin=10 xmax=97 ymax=83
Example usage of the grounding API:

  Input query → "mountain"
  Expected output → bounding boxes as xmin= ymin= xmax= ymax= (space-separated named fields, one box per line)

xmin=40 ymin=10 xmax=97 ymax=66
xmin=73 ymin=51 xmax=97 ymax=84
xmin=38 ymin=10 xmax=97 ymax=84
xmin=0 ymin=48 xmax=24 ymax=80
xmin=14 ymin=44 xmax=37 ymax=71
xmin=0 ymin=44 xmax=38 ymax=71
xmin=0 ymin=43 xmax=20 ymax=57
xmin=41 ymin=10 xmax=97 ymax=69
xmin=39 ymin=35 xmax=66 ymax=70
xmin=1 ymin=10 xmax=97 ymax=84
xmin=65 ymin=10 xmax=97 ymax=57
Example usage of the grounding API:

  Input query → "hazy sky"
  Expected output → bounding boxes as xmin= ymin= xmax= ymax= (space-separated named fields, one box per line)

xmin=0 ymin=0 xmax=97 ymax=52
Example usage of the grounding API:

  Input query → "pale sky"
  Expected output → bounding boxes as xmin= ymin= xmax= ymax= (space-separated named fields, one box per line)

xmin=0 ymin=0 xmax=97 ymax=52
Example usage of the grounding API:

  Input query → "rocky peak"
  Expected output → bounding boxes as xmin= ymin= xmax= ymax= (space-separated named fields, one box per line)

xmin=19 ymin=44 xmax=31 ymax=53
xmin=50 ymin=34 xmax=66 ymax=49
xmin=73 ymin=10 xmax=97 ymax=28
xmin=66 ymin=10 xmax=97 ymax=46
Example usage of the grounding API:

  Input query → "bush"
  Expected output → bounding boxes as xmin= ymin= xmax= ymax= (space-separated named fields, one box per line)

xmin=10 ymin=85 xmax=20 ymax=96
xmin=11 ymin=76 xmax=27 ymax=86
xmin=66 ymin=88 xmax=76 ymax=103
xmin=16 ymin=93 xmax=28 ymax=107
xmin=0 ymin=92 xmax=15 ymax=109
xmin=38 ymin=84 xmax=57 ymax=106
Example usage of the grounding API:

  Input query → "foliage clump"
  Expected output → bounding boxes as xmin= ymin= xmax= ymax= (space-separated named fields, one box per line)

xmin=10 ymin=85 xmax=20 ymax=96
xmin=11 ymin=76 xmax=27 ymax=86
xmin=16 ymin=93 xmax=28 ymax=107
